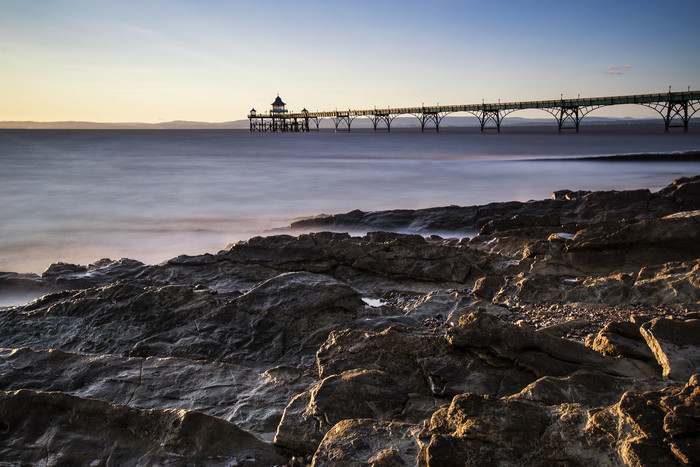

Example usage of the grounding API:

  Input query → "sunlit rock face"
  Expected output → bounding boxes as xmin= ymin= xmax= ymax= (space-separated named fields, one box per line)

xmin=0 ymin=176 xmax=699 ymax=465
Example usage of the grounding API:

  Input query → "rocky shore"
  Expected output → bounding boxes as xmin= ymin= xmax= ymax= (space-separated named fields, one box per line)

xmin=1 ymin=175 xmax=699 ymax=465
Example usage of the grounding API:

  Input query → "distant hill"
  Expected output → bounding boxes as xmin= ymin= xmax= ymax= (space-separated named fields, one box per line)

xmin=0 ymin=120 xmax=250 ymax=130
xmin=0 ymin=116 xmax=661 ymax=130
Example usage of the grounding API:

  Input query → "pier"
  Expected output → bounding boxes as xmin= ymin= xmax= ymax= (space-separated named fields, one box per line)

xmin=249 ymin=90 xmax=700 ymax=133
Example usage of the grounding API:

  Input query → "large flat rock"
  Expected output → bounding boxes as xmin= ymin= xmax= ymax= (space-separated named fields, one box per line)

xmin=641 ymin=318 xmax=700 ymax=381
xmin=0 ymin=348 xmax=312 ymax=440
xmin=0 ymin=389 xmax=287 ymax=466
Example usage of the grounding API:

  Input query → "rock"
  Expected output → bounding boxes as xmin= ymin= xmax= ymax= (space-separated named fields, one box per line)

xmin=492 ymin=259 xmax=700 ymax=310
xmin=629 ymin=259 xmax=700 ymax=306
xmin=586 ymin=320 xmax=657 ymax=361
xmin=561 ymin=273 xmax=636 ymax=305
xmin=316 ymin=325 xmax=531 ymax=399
xmin=402 ymin=289 xmax=472 ymax=321
xmin=595 ymin=374 xmax=700 ymax=465
xmin=311 ymin=309 xmax=673 ymax=456
xmin=0 ymin=389 xmax=286 ymax=466
xmin=480 ymin=206 xmax=700 ymax=309
xmin=311 ymin=370 xmax=409 ymax=426
xmin=291 ymin=182 xmax=685 ymax=238
xmin=660 ymin=374 xmax=700 ymax=463
xmin=491 ymin=272 xmax=577 ymax=306
xmin=316 ymin=327 xmax=444 ymax=395
xmin=366 ymin=449 xmax=407 ymax=467
xmin=41 ymin=258 xmax=152 ymax=290
xmin=551 ymin=189 xmax=590 ymax=201
xmin=471 ymin=274 xmax=507 ymax=301
xmin=446 ymin=312 xmax=651 ymax=379
xmin=656 ymin=174 xmax=700 ymax=210
xmin=563 ymin=213 xmax=700 ymax=273
xmin=290 ymin=176 xmax=700 ymax=243
xmin=0 ymin=282 xmax=223 ymax=359
xmin=215 ymin=271 xmax=367 ymax=366
xmin=48 ymin=231 xmax=490 ymax=296
xmin=418 ymin=374 xmax=700 ymax=466
xmin=419 ymin=393 xmax=550 ymax=466
xmin=317 ymin=311 xmax=664 ymax=410
xmin=0 ymin=272 xmax=376 ymax=368
xmin=640 ymin=317 xmax=700 ymax=381
xmin=510 ymin=369 xmax=667 ymax=406
xmin=275 ymin=370 xmax=409 ymax=454
xmin=274 ymin=391 xmax=321 ymax=454
xmin=218 ymin=231 xmax=479 ymax=288
xmin=561 ymin=188 xmax=653 ymax=223
xmin=445 ymin=299 xmax=511 ymax=326
xmin=0 ymin=347 xmax=312 ymax=440
xmin=403 ymin=206 xmax=479 ymax=232
xmin=290 ymin=206 xmax=481 ymax=233
xmin=479 ymin=212 xmax=561 ymax=235
xmin=311 ymin=419 xmax=420 ymax=467
xmin=475 ymin=199 xmax=562 ymax=230
xmin=343 ymin=232 xmax=474 ymax=284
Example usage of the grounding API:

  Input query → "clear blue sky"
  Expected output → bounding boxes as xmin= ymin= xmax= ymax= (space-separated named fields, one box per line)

xmin=2 ymin=0 xmax=699 ymax=122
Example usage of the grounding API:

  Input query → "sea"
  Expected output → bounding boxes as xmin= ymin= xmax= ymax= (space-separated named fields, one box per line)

xmin=2 ymin=123 xmax=700 ymax=278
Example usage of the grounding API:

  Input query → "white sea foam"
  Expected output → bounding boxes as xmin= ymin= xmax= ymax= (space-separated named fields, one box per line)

xmin=362 ymin=297 xmax=384 ymax=308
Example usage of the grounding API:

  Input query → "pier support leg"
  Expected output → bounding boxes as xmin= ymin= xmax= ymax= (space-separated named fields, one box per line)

xmin=476 ymin=110 xmax=502 ymax=132
xmin=334 ymin=114 xmax=353 ymax=132
xmin=664 ymin=101 xmax=689 ymax=133
xmin=557 ymin=107 xmax=581 ymax=132
xmin=642 ymin=98 xmax=698 ymax=133
xmin=370 ymin=114 xmax=392 ymax=132
xmin=418 ymin=111 xmax=442 ymax=132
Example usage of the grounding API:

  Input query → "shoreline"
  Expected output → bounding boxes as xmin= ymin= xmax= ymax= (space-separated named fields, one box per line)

xmin=3 ymin=175 xmax=700 ymax=321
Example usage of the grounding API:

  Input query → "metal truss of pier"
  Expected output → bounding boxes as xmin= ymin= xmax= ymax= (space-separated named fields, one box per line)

xmin=248 ymin=90 xmax=700 ymax=133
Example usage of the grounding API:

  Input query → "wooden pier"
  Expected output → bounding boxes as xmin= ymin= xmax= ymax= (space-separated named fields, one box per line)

xmin=249 ymin=90 xmax=700 ymax=133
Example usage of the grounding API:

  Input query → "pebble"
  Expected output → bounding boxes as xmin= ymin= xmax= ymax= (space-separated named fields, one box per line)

xmin=500 ymin=301 xmax=691 ymax=340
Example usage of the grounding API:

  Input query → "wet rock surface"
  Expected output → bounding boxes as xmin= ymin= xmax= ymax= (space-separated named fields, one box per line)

xmin=0 ymin=389 xmax=287 ymax=466
xmin=1 ymin=176 xmax=699 ymax=465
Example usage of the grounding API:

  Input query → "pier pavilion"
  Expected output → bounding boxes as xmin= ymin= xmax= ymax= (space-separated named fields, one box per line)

xmin=248 ymin=95 xmax=313 ymax=133
xmin=248 ymin=90 xmax=700 ymax=133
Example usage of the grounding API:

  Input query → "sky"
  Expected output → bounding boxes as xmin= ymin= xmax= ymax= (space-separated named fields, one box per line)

xmin=1 ymin=0 xmax=699 ymax=122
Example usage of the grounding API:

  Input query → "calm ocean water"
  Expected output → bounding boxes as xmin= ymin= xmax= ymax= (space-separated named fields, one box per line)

xmin=1 ymin=125 xmax=700 ymax=275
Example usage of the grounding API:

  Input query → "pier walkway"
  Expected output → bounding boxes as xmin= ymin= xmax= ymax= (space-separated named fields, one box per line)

xmin=248 ymin=90 xmax=700 ymax=133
